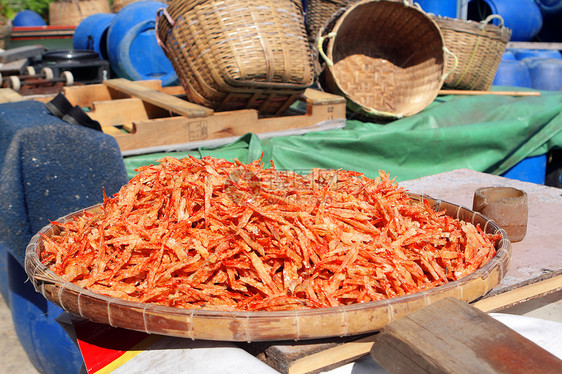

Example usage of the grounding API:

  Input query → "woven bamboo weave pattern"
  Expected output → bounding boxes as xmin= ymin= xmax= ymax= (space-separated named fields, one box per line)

xmin=157 ymin=0 xmax=314 ymax=114
xmin=320 ymin=0 xmax=445 ymax=121
xmin=25 ymin=194 xmax=511 ymax=341
xmin=434 ymin=15 xmax=511 ymax=91
xmin=305 ymin=0 xmax=359 ymax=45
xmin=50 ymin=0 xmax=111 ymax=26
xmin=0 ymin=20 xmax=11 ymax=50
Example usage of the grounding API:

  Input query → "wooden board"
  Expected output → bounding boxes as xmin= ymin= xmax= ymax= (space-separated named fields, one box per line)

xmin=370 ymin=297 xmax=561 ymax=374
xmin=0 ymin=45 xmax=45 ymax=63
xmin=103 ymin=78 xmax=212 ymax=118
xmin=60 ymin=79 xmax=347 ymax=155
xmin=0 ymin=88 xmax=24 ymax=103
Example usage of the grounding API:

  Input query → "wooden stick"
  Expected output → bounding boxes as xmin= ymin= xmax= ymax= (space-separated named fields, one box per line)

xmin=285 ymin=274 xmax=562 ymax=374
xmin=439 ymin=89 xmax=541 ymax=96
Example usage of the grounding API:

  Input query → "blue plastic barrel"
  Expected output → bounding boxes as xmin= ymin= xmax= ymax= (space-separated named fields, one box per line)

xmin=502 ymin=155 xmax=547 ymax=184
xmin=467 ymin=0 xmax=543 ymax=41
xmin=525 ymin=58 xmax=562 ymax=91
xmin=512 ymin=49 xmax=562 ymax=60
xmin=0 ymin=247 xmax=10 ymax=305
xmin=536 ymin=0 xmax=562 ymax=14
xmin=13 ymin=10 xmax=46 ymax=27
xmin=8 ymin=253 xmax=83 ymax=374
xmin=493 ymin=60 xmax=532 ymax=87
xmin=416 ymin=0 xmax=458 ymax=17
xmin=501 ymin=50 xmax=516 ymax=61
xmin=106 ymin=1 xmax=177 ymax=86
xmin=73 ymin=13 xmax=116 ymax=60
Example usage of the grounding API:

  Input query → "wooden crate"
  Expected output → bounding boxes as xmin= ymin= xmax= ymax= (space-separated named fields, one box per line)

xmin=62 ymin=79 xmax=347 ymax=155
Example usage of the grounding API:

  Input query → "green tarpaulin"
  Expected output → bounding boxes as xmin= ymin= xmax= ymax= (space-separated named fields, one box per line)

xmin=123 ymin=89 xmax=562 ymax=183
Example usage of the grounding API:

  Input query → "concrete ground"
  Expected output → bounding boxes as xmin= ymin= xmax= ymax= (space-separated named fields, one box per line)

xmin=1 ymin=290 xmax=561 ymax=373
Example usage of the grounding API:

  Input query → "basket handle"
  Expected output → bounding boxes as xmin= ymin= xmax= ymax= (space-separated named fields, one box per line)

xmin=317 ymin=32 xmax=337 ymax=68
xmin=441 ymin=46 xmax=458 ymax=82
xmin=155 ymin=8 xmax=175 ymax=54
xmin=480 ymin=14 xmax=504 ymax=29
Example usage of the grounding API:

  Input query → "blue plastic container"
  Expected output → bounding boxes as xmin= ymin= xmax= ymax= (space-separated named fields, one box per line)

xmin=416 ymin=0 xmax=458 ymax=17
xmin=525 ymin=58 xmax=562 ymax=91
xmin=502 ymin=155 xmax=547 ymax=184
xmin=501 ymin=50 xmax=516 ymax=61
xmin=106 ymin=1 xmax=177 ymax=86
xmin=536 ymin=0 xmax=562 ymax=14
xmin=512 ymin=49 xmax=562 ymax=60
xmin=13 ymin=10 xmax=46 ymax=27
xmin=467 ymin=0 xmax=543 ymax=41
xmin=0 ymin=247 xmax=10 ymax=305
xmin=493 ymin=60 xmax=532 ymax=87
xmin=73 ymin=13 xmax=116 ymax=60
xmin=8 ymin=253 xmax=83 ymax=374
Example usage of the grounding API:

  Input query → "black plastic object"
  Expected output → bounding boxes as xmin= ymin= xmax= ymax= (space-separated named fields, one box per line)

xmin=29 ymin=49 xmax=110 ymax=85
xmin=62 ymin=105 xmax=102 ymax=132
xmin=45 ymin=93 xmax=73 ymax=118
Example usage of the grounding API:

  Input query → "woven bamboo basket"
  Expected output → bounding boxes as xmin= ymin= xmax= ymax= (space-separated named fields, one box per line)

xmin=49 ymin=0 xmax=111 ymax=26
xmin=156 ymin=0 xmax=315 ymax=115
xmin=0 ymin=18 xmax=12 ymax=50
xmin=112 ymin=0 xmax=141 ymax=12
xmin=113 ymin=0 xmax=171 ymax=13
xmin=25 ymin=193 xmax=511 ymax=342
xmin=305 ymin=0 xmax=359 ymax=46
xmin=318 ymin=0 xmax=452 ymax=122
xmin=434 ymin=15 xmax=512 ymax=91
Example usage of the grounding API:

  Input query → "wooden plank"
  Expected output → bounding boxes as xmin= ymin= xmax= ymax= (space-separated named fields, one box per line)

xmin=103 ymin=78 xmax=212 ymax=118
xmin=0 ymin=45 xmax=45 ymax=63
xmin=507 ymin=41 xmax=562 ymax=50
xmin=89 ymin=98 xmax=149 ymax=127
xmin=109 ymin=90 xmax=347 ymax=153
xmin=369 ymin=297 xmax=561 ymax=374
xmin=0 ymin=88 xmax=24 ymax=103
xmin=302 ymin=88 xmax=346 ymax=105
xmin=251 ymin=274 xmax=562 ymax=374
xmin=472 ymin=274 xmax=562 ymax=313
xmin=439 ymin=90 xmax=541 ymax=97
xmin=64 ymin=84 xmax=113 ymax=108
xmin=63 ymin=79 xmax=183 ymax=108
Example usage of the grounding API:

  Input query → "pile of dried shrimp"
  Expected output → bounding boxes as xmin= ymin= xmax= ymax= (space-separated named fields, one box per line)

xmin=41 ymin=156 xmax=501 ymax=311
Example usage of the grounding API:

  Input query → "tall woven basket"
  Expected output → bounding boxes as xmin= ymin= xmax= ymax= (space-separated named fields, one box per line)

xmin=305 ymin=0 xmax=359 ymax=46
xmin=113 ymin=0 xmax=171 ymax=12
xmin=0 ymin=18 xmax=11 ymax=50
xmin=49 ymin=0 xmax=111 ymax=26
xmin=318 ymin=0 xmax=449 ymax=122
xmin=156 ymin=0 xmax=315 ymax=115
xmin=434 ymin=15 xmax=512 ymax=91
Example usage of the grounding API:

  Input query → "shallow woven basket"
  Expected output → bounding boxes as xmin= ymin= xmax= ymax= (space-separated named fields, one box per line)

xmin=25 ymin=193 xmax=511 ymax=342
xmin=318 ymin=0 xmax=450 ymax=122
xmin=156 ymin=0 xmax=315 ymax=115
xmin=49 ymin=0 xmax=111 ymax=26
xmin=434 ymin=14 xmax=512 ymax=91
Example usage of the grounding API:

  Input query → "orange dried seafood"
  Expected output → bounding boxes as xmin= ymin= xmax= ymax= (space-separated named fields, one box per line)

xmin=40 ymin=156 xmax=501 ymax=311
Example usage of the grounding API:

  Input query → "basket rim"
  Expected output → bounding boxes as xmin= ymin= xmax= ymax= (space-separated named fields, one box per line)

xmin=432 ymin=15 xmax=512 ymax=41
xmin=24 ymin=193 xmax=511 ymax=341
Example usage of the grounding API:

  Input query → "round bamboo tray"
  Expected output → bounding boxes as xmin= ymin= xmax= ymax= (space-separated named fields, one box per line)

xmin=25 ymin=193 xmax=511 ymax=342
